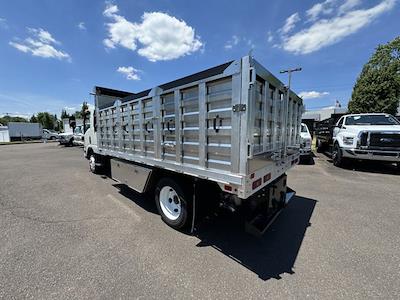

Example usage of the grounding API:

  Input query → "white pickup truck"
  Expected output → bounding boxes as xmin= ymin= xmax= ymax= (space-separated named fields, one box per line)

xmin=299 ymin=123 xmax=312 ymax=161
xmin=332 ymin=113 xmax=400 ymax=167
xmin=58 ymin=125 xmax=85 ymax=146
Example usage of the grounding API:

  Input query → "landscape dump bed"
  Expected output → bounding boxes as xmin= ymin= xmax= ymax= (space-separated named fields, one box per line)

xmin=86 ymin=55 xmax=303 ymax=233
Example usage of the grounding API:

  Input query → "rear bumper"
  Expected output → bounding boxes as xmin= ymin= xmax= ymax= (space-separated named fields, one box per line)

xmin=342 ymin=148 xmax=400 ymax=162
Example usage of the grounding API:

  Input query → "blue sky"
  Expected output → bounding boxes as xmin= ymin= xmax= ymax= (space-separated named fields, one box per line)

xmin=0 ymin=0 xmax=399 ymax=119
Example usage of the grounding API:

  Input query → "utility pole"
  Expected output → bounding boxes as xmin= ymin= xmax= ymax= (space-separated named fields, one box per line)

xmin=280 ymin=67 xmax=302 ymax=157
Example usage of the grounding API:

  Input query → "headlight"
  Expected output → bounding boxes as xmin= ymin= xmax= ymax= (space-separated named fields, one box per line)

xmin=343 ymin=136 xmax=354 ymax=145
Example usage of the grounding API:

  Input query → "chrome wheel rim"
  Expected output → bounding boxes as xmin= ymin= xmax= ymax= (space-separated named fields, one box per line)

xmin=159 ymin=186 xmax=181 ymax=221
xmin=89 ymin=155 xmax=96 ymax=172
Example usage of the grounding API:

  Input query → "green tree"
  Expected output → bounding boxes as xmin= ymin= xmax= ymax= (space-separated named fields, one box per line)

xmin=0 ymin=115 xmax=28 ymax=125
xmin=37 ymin=112 xmax=56 ymax=129
xmin=60 ymin=109 xmax=70 ymax=120
xmin=81 ymin=101 xmax=89 ymax=116
xmin=348 ymin=37 xmax=400 ymax=115
xmin=30 ymin=114 xmax=38 ymax=123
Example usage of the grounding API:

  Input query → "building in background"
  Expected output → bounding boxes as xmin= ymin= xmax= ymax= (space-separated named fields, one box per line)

xmin=62 ymin=118 xmax=83 ymax=133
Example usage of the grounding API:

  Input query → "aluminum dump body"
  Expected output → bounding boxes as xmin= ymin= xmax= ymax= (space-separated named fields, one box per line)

xmin=94 ymin=56 xmax=303 ymax=199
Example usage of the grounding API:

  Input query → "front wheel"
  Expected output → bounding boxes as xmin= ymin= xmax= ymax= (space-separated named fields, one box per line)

xmin=332 ymin=143 xmax=347 ymax=167
xmin=155 ymin=178 xmax=192 ymax=230
xmin=89 ymin=154 xmax=101 ymax=174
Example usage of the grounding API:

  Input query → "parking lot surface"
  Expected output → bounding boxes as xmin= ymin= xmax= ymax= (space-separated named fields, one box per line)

xmin=1 ymin=143 xmax=399 ymax=299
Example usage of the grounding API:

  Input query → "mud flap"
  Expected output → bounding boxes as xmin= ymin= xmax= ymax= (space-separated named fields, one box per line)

xmin=245 ymin=175 xmax=295 ymax=236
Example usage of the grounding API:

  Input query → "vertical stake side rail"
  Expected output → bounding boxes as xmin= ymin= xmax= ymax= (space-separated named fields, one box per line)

xmin=282 ymin=74 xmax=290 ymax=156
xmin=138 ymin=98 xmax=145 ymax=154
xmin=239 ymin=56 xmax=251 ymax=175
xmin=95 ymin=93 xmax=101 ymax=150
xmin=288 ymin=99 xmax=293 ymax=147
xmin=153 ymin=91 xmax=162 ymax=159
xmin=279 ymin=90 xmax=285 ymax=155
xmin=110 ymin=106 xmax=115 ymax=151
xmin=231 ymin=73 xmax=242 ymax=173
xmin=116 ymin=100 xmax=122 ymax=151
xmin=292 ymin=100 xmax=298 ymax=146
xmin=271 ymin=87 xmax=278 ymax=153
xmin=174 ymin=90 xmax=182 ymax=163
xmin=262 ymin=80 xmax=269 ymax=153
xmin=198 ymin=83 xmax=207 ymax=168
xmin=127 ymin=99 xmax=133 ymax=152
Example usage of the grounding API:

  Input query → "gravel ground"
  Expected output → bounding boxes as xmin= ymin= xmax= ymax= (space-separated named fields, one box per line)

xmin=0 ymin=143 xmax=399 ymax=299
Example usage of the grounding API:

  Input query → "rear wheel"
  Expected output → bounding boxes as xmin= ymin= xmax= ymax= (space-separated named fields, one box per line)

xmin=316 ymin=139 xmax=324 ymax=153
xmin=155 ymin=178 xmax=191 ymax=230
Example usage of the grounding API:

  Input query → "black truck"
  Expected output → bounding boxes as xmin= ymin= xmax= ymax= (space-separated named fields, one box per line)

xmin=314 ymin=113 xmax=346 ymax=152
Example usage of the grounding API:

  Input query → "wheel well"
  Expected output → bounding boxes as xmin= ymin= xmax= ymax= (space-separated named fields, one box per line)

xmin=145 ymin=167 xmax=221 ymax=199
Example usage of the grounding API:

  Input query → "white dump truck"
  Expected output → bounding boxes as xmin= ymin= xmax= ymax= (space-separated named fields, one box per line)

xmin=84 ymin=56 xmax=303 ymax=234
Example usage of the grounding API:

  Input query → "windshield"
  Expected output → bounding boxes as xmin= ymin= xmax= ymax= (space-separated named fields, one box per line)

xmin=345 ymin=115 xmax=400 ymax=126
xmin=301 ymin=124 xmax=308 ymax=133
xmin=74 ymin=126 xmax=83 ymax=134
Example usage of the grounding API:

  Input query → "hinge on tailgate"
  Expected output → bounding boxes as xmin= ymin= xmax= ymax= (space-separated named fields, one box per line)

xmin=232 ymin=104 xmax=246 ymax=112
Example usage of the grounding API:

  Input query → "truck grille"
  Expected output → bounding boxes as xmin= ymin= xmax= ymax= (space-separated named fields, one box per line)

xmin=360 ymin=132 xmax=400 ymax=150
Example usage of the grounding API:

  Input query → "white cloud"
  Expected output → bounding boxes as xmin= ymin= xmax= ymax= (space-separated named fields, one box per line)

xmin=9 ymin=28 xmax=70 ymax=61
xmin=339 ymin=0 xmax=362 ymax=14
xmin=64 ymin=106 xmax=77 ymax=112
xmin=267 ymin=31 xmax=274 ymax=43
xmin=280 ymin=0 xmax=396 ymax=55
xmin=224 ymin=35 xmax=240 ymax=49
xmin=0 ymin=17 xmax=7 ymax=29
xmin=224 ymin=35 xmax=255 ymax=50
xmin=103 ymin=4 xmax=119 ymax=17
xmin=78 ymin=22 xmax=86 ymax=30
xmin=306 ymin=0 xmax=337 ymax=21
xmin=281 ymin=13 xmax=301 ymax=34
xmin=117 ymin=66 xmax=141 ymax=80
xmin=299 ymin=91 xmax=330 ymax=99
xmin=103 ymin=4 xmax=203 ymax=62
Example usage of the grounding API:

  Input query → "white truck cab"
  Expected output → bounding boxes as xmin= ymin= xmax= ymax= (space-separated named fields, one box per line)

xmin=83 ymin=107 xmax=98 ymax=163
xmin=332 ymin=113 xmax=400 ymax=167
xmin=299 ymin=123 xmax=312 ymax=160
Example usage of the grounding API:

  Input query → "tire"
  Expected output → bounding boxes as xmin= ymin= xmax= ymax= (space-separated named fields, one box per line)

xmin=332 ymin=143 xmax=347 ymax=167
xmin=50 ymin=136 xmax=56 ymax=140
xmin=316 ymin=139 xmax=324 ymax=153
xmin=155 ymin=177 xmax=192 ymax=230
xmin=89 ymin=154 xmax=101 ymax=174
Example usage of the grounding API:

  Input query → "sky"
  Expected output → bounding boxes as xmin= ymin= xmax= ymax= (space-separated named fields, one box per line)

xmin=0 ymin=0 xmax=399 ymax=119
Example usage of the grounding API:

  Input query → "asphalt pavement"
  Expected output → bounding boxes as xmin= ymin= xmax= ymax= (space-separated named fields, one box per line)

xmin=0 ymin=143 xmax=399 ymax=299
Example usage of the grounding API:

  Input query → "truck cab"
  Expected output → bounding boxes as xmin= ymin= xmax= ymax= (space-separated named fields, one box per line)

xmin=83 ymin=107 xmax=97 ymax=161
xmin=332 ymin=113 xmax=400 ymax=167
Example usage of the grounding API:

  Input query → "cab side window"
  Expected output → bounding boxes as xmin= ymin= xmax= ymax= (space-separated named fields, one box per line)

xmin=337 ymin=117 xmax=344 ymax=128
